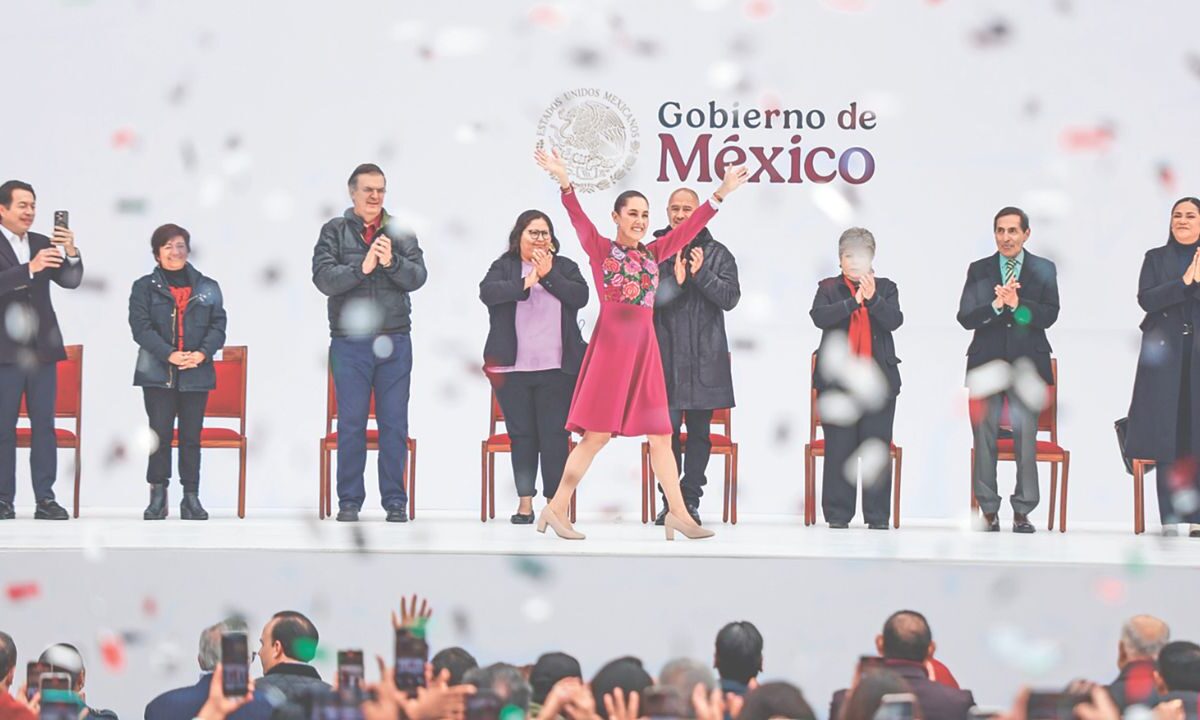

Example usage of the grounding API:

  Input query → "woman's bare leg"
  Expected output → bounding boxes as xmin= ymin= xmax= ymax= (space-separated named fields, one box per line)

xmin=547 ymin=431 xmax=611 ymax=519
xmin=648 ymin=433 xmax=699 ymax=526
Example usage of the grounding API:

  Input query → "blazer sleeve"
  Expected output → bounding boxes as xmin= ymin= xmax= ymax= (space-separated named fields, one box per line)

xmin=312 ymin=221 xmax=366 ymax=296
xmin=1018 ymin=258 xmax=1059 ymax=329
xmin=381 ymin=231 xmax=428 ymax=292
xmin=128 ymin=281 xmax=175 ymax=362
xmin=197 ymin=282 xmax=227 ymax=361
xmin=540 ymin=257 xmax=589 ymax=310
xmin=691 ymin=244 xmax=741 ymax=311
xmin=865 ymin=279 xmax=903 ymax=331
xmin=479 ymin=258 xmax=529 ymax=306
xmin=0 ymin=263 xmax=31 ymax=297
xmin=956 ymin=263 xmax=1002 ymax=330
xmin=51 ymin=252 xmax=83 ymax=289
xmin=1137 ymin=251 xmax=1189 ymax=313
xmin=810 ymin=280 xmax=859 ymax=329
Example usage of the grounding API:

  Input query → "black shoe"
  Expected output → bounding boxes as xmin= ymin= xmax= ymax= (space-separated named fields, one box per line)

xmin=829 ymin=521 xmax=850 ymax=529
xmin=386 ymin=506 xmax=408 ymax=523
xmin=336 ymin=506 xmax=360 ymax=522
xmin=867 ymin=522 xmax=890 ymax=530
xmin=1012 ymin=513 xmax=1035 ymax=534
xmin=654 ymin=506 xmax=669 ymax=526
xmin=180 ymin=492 xmax=208 ymax=520
xmin=1191 ymin=524 xmax=1200 ymax=538
xmin=685 ymin=503 xmax=702 ymax=526
xmin=981 ymin=512 xmax=1000 ymax=532
xmin=0 ymin=500 xmax=13 ymax=520
xmin=144 ymin=485 xmax=168 ymax=520
xmin=34 ymin=499 xmax=69 ymax=520
xmin=510 ymin=511 xmax=535 ymax=525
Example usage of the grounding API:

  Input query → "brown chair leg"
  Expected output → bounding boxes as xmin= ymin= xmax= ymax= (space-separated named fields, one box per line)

xmin=723 ymin=451 xmax=731 ymax=524
xmin=647 ymin=452 xmax=657 ymax=521
xmin=893 ymin=447 xmax=902 ymax=529
xmin=1133 ymin=460 xmax=1145 ymax=535
xmin=319 ymin=444 xmax=327 ymax=519
xmin=730 ymin=444 xmax=739 ymax=525
xmin=1048 ymin=461 xmax=1059 ymax=531
xmin=640 ymin=443 xmax=649 ymax=524
xmin=409 ymin=441 xmax=417 ymax=520
xmin=480 ymin=443 xmax=488 ymax=523
xmin=1058 ymin=451 xmax=1069 ymax=533
xmin=487 ymin=452 xmax=495 ymax=520
xmin=73 ymin=445 xmax=81 ymax=519
xmin=238 ymin=440 xmax=247 ymax=519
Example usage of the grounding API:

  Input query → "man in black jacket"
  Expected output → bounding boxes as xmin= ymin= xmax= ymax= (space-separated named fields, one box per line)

xmin=313 ymin=164 xmax=427 ymax=523
xmin=1154 ymin=641 xmax=1200 ymax=720
xmin=651 ymin=187 xmax=740 ymax=525
xmin=957 ymin=206 xmax=1059 ymax=534
xmin=829 ymin=611 xmax=975 ymax=720
xmin=256 ymin=611 xmax=331 ymax=720
xmin=0 ymin=180 xmax=82 ymax=521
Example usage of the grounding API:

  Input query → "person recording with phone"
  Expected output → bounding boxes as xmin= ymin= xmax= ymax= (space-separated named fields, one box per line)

xmin=254 ymin=612 xmax=330 ymax=719
xmin=36 ymin=644 xmax=116 ymax=719
xmin=144 ymin=619 xmax=271 ymax=720
xmin=0 ymin=181 xmax=82 ymax=522
xmin=129 ymin=224 xmax=227 ymax=521
xmin=480 ymin=209 xmax=589 ymax=524
xmin=0 ymin=631 xmax=35 ymax=720
xmin=313 ymin=163 xmax=427 ymax=523
xmin=810 ymin=228 xmax=903 ymax=530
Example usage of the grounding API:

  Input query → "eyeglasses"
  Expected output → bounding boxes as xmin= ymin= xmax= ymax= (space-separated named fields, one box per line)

xmin=526 ymin=230 xmax=551 ymax=240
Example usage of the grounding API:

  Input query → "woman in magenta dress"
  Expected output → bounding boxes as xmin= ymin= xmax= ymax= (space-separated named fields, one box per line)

xmin=533 ymin=148 xmax=748 ymax=540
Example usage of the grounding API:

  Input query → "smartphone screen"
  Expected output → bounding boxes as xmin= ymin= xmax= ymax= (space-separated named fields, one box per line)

xmin=26 ymin=662 xmax=49 ymax=700
xmin=393 ymin=628 xmax=428 ymax=693
xmin=876 ymin=693 xmax=916 ymax=720
xmin=1026 ymin=692 xmax=1089 ymax=720
xmin=858 ymin=655 xmax=887 ymax=674
xmin=39 ymin=700 xmax=79 ymax=720
xmin=337 ymin=649 xmax=365 ymax=698
xmin=221 ymin=632 xmax=250 ymax=697
xmin=40 ymin=673 xmax=72 ymax=694
xmin=465 ymin=689 xmax=503 ymax=720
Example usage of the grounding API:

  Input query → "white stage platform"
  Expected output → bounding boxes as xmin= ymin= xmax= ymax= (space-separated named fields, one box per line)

xmin=2 ymin=513 xmax=1198 ymax=719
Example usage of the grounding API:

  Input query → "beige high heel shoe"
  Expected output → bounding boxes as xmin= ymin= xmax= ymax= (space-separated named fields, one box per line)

xmin=664 ymin=513 xmax=714 ymax=540
xmin=537 ymin=506 xmax=585 ymax=540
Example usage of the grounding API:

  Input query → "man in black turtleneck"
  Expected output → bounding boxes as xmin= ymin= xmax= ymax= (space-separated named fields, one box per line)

xmin=651 ymin=187 xmax=741 ymax=526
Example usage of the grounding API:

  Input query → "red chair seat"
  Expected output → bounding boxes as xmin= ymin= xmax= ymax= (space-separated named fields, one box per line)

xmin=808 ymin=439 xmax=898 ymax=451
xmin=996 ymin=438 xmax=1065 ymax=454
xmin=325 ymin=431 xmax=418 ymax=447
xmin=678 ymin=432 xmax=733 ymax=448
xmin=485 ymin=433 xmax=511 ymax=447
xmin=171 ymin=428 xmax=244 ymax=443
xmin=15 ymin=427 xmax=78 ymax=445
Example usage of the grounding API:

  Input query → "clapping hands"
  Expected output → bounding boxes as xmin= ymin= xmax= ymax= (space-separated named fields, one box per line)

xmin=993 ymin=277 xmax=1021 ymax=310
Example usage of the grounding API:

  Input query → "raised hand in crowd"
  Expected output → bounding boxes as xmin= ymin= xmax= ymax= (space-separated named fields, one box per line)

xmin=692 ymin=684 xmax=744 ymax=720
xmin=400 ymin=666 xmax=474 ymax=720
xmin=195 ymin=664 xmax=255 ymax=720
xmin=603 ymin=686 xmax=640 ymax=720
xmin=392 ymin=593 xmax=434 ymax=632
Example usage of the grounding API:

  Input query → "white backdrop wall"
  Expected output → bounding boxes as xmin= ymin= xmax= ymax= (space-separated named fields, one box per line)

xmin=3 ymin=0 xmax=1197 ymax=522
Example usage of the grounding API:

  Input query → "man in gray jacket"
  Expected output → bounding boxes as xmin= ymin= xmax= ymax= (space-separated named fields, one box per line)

xmin=652 ymin=187 xmax=741 ymax=525
xmin=313 ymin=163 xmax=427 ymax=523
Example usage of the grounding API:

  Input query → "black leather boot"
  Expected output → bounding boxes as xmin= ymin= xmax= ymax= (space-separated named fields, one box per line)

xmin=144 ymin=485 xmax=168 ymax=520
xmin=180 ymin=491 xmax=208 ymax=520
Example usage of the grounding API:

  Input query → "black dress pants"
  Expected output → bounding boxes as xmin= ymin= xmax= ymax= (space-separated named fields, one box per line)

xmin=822 ymin=396 xmax=896 ymax=525
xmin=144 ymin=386 xmax=208 ymax=491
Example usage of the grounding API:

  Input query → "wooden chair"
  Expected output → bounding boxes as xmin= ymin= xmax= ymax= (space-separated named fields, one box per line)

xmin=169 ymin=346 xmax=249 ymax=518
xmin=481 ymin=388 xmax=576 ymax=522
xmin=640 ymin=408 xmax=740 ymax=524
xmin=319 ymin=367 xmax=417 ymax=520
xmin=1131 ymin=459 xmax=1157 ymax=535
xmin=16 ymin=345 xmax=82 ymax=517
xmin=969 ymin=358 xmax=1069 ymax=532
xmin=803 ymin=353 xmax=903 ymax=527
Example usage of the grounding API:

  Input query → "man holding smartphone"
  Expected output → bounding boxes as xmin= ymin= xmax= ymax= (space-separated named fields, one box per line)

xmin=0 ymin=631 xmax=36 ymax=719
xmin=313 ymin=164 xmax=427 ymax=522
xmin=0 ymin=181 xmax=82 ymax=521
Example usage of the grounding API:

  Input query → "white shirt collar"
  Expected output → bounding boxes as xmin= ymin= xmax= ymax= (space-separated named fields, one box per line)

xmin=0 ymin=224 xmax=26 ymax=244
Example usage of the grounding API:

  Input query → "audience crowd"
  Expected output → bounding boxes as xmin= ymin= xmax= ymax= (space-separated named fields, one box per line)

xmin=0 ymin=599 xmax=1195 ymax=720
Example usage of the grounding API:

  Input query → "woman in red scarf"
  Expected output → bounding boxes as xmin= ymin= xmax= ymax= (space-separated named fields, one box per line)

xmin=810 ymin=228 xmax=904 ymax=529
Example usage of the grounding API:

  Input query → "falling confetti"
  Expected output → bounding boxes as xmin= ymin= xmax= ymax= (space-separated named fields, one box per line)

xmin=5 ymin=582 xmax=40 ymax=602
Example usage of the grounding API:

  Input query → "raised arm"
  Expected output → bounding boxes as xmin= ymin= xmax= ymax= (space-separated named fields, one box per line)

xmin=648 ymin=166 xmax=749 ymax=262
xmin=536 ymin=147 xmax=609 ymax=260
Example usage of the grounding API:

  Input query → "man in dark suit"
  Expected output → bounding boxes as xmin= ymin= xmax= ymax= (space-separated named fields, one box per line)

xmin=145 ymin=619 xmax=272 ymax=720
xmin=1154 ymin=641 xmax=1200 ymax=720
xmin=956 ymin=206 xmax=1059 ymax=534
xmin=1107 ymin=615 xmax=1170 ymax=711
xmin=829 ymin=611 xmax=975 ymax=720
xmin=0 ymin=180 xmax=82 ymax=521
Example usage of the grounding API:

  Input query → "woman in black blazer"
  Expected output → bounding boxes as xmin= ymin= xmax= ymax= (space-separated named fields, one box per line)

xmin=809 ymin=227 xmax=903 ymax=529
xmin=480 ymin=210 xmax=589 ymax=523
xmin=1126 ymin=197 xmax=1200 ymax=537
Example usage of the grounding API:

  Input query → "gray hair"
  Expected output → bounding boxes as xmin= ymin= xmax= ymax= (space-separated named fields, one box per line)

xmin=1120 ymin=615 xmax=1171 ymax=661
xmin=199 ymin=617 xmax=249 ymax=672
xmin=463 ymin=663 xmax=532 ymax=711
xmin=659 ymin=657 xmax=715 ymax=717
xmin=838 ymin=227 xmax=876 ymax=258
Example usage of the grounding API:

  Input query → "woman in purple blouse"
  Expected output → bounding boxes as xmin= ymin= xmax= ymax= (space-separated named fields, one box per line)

xmin=480 ymin=210 xmax=590 ymax=523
